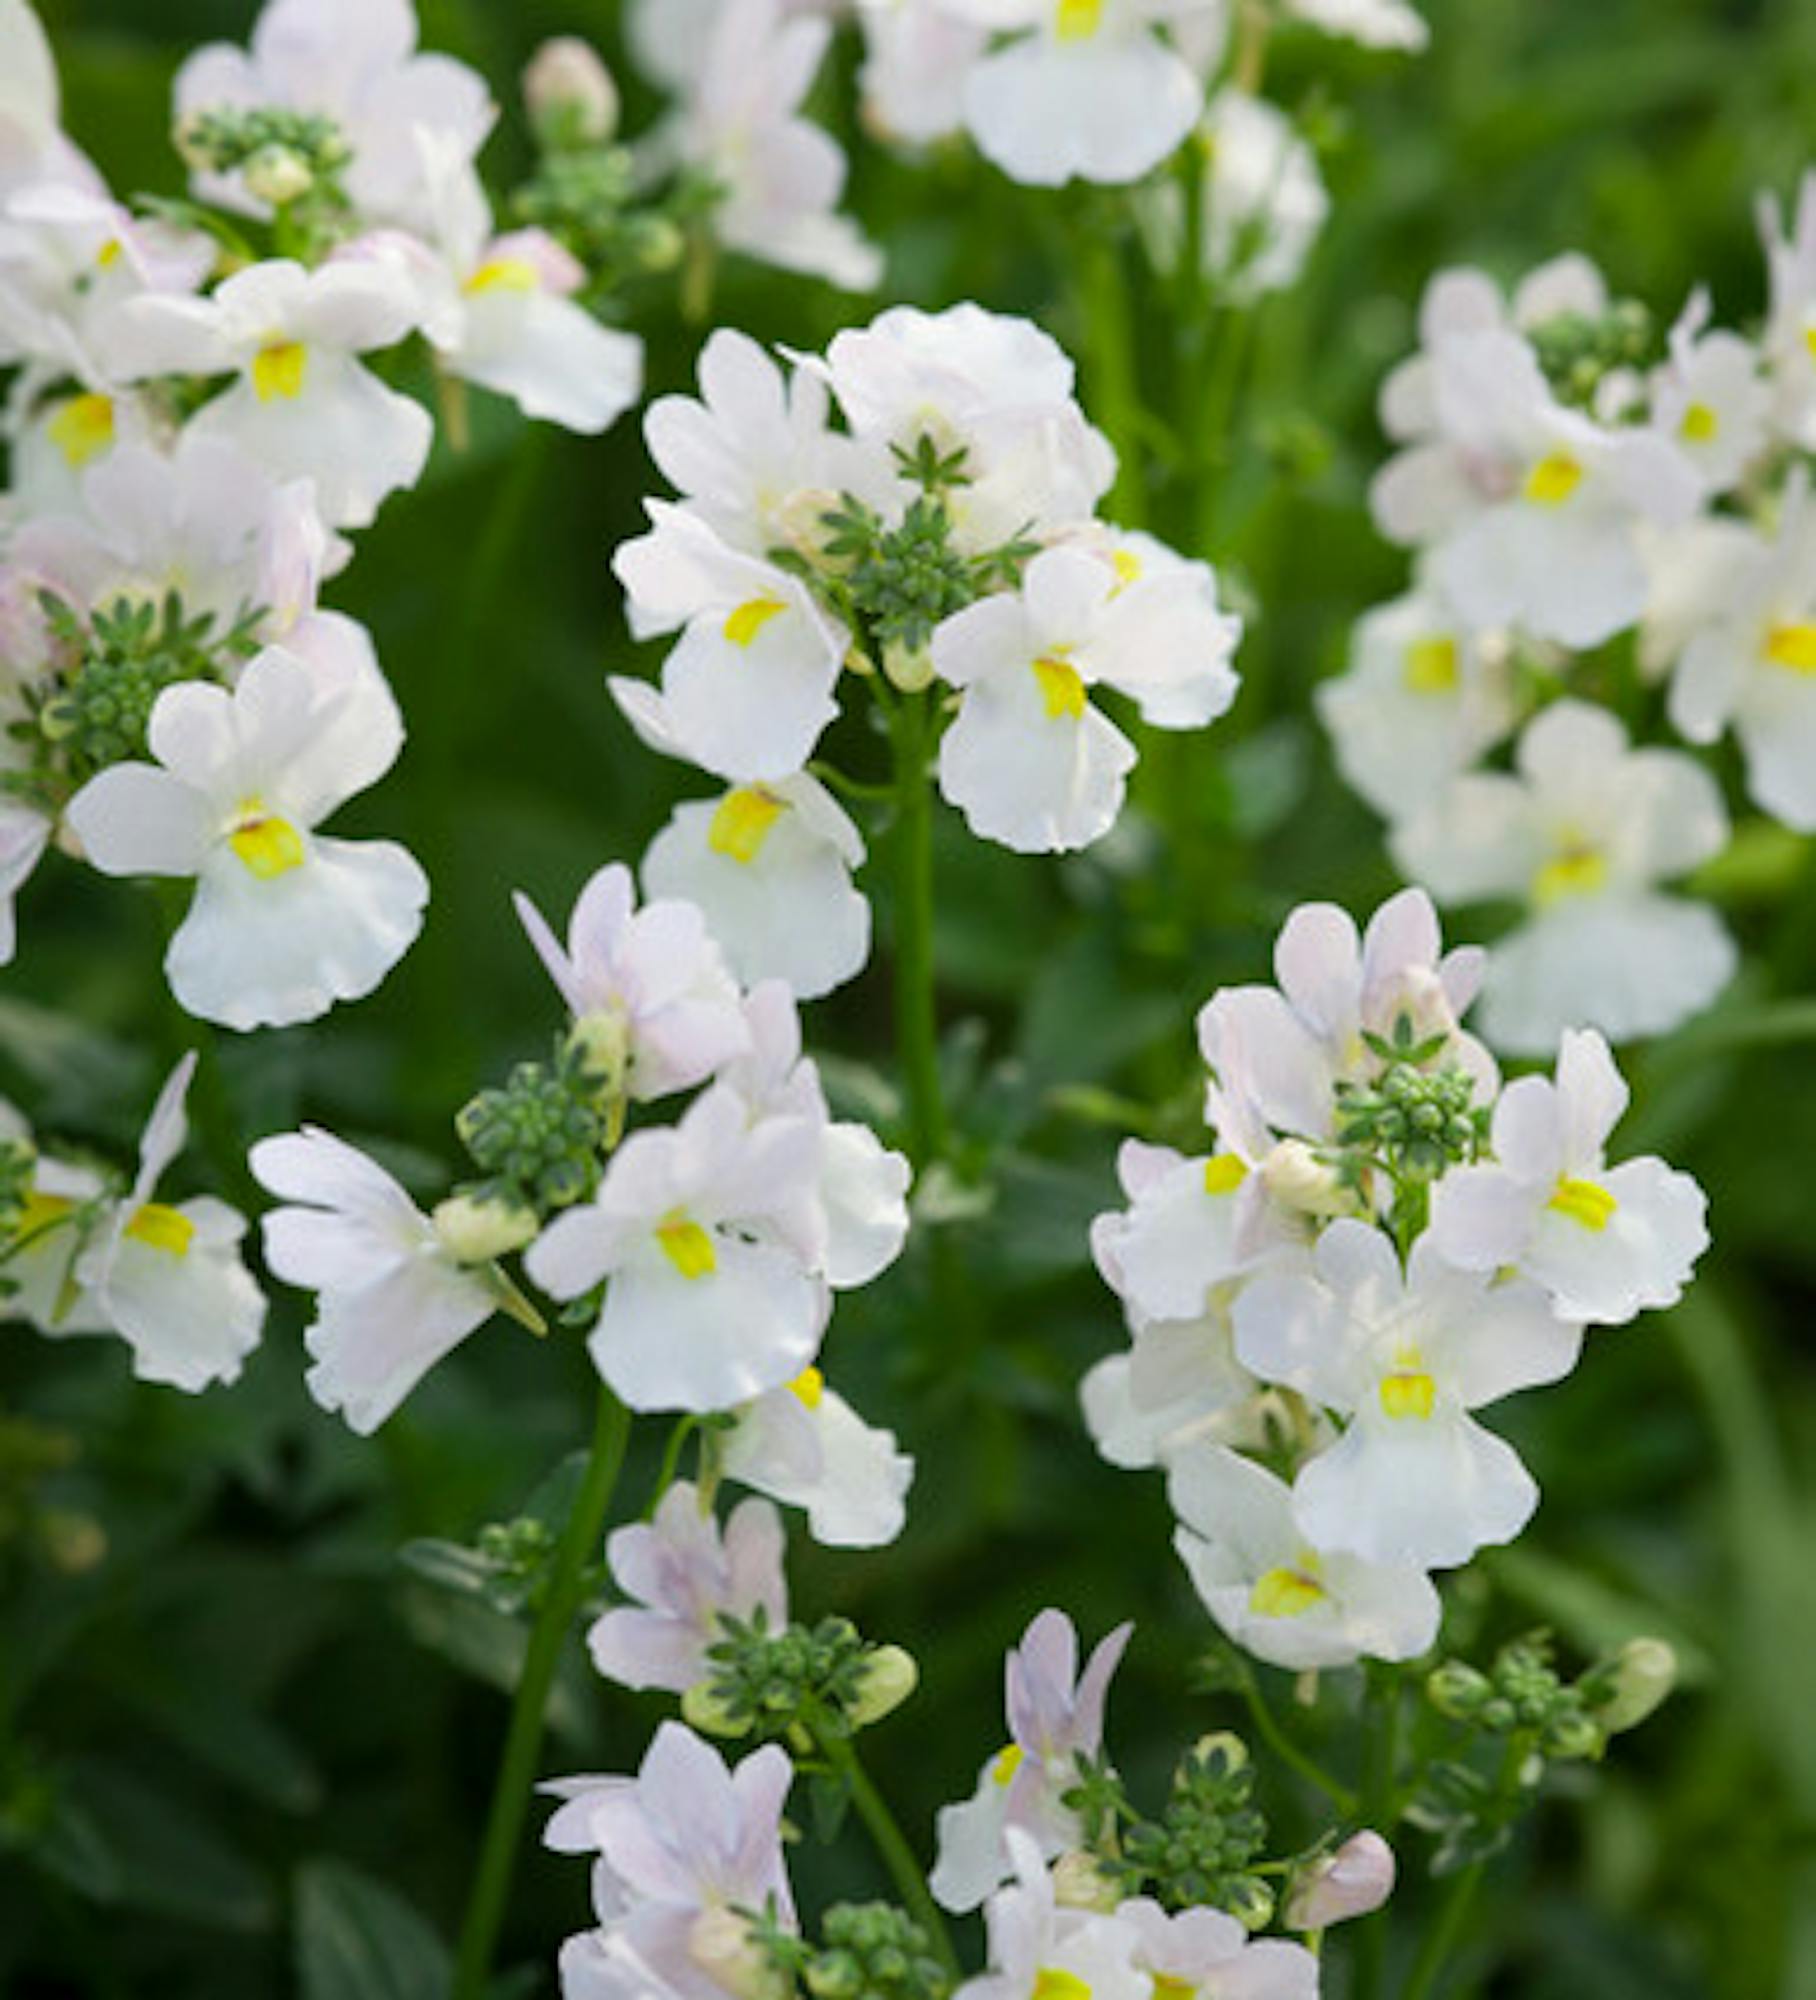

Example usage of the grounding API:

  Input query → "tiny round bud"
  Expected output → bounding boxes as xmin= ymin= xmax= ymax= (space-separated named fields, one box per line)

xmin=1596 ymin=1637 xmax=1677 ymax=1735
xmin=1051 ymin=1850 xmax=1121 ymax=1914
xmin=880 ymin=639 xmax=934 ymax=693
xmin=631 ymin=214 xmax=686 ymax=274
xmin=688 ymin=1907 xmax=789 ymax=2000
xmin=173 ymin=109 xmax=213 ymax=172
xmin=1223 ymin=1876 xmax=1275 ymax=1933
xmin=566 ymin=1008 xmax=629 ymax=1098
xmin=523 ymin=36 xmax=619 ymax=147
xmin=1426 ymin=1660 xmax=1492 ymax=1720
xmin=1285 ymin=1831 xmax=1396 ymax=1932
xmin=1542 ymin=1709 xmax=1604 ymax=1762
xmin=243 ymin=143 xmax=314 ymax=205
xmin=849 ymin=1644 xmax=918 ymax=1728
xmin=1261 ymin=1139 xmax=1353 ymax=1219
xmin=680 ymin=1680 xmax=747 ymax=1738
xmin=1186 ymin=1730 xmax=1249 ymax=1777
xmin=431 ymin=1192 xmax=538 ymax=1264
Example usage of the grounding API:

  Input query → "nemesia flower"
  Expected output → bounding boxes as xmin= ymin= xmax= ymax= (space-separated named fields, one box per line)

xmin=1168 ymin=1442 xmax=1439 ymax=1670
xmin=1194 ymin=88 xmax=1331 ymax=301
xmin=932 ymin=543 xmax=1240 ymax=853
xmin=856 ymin=1 xmax=986 ymax=147
xmin=1666 ymin=475 xmax=1816 ymax=830
xmin=76 ymin=1053 xmax=265 ymax=1390
xmin=1282 ymin=0 xmax=1427 ymax=49
xmin=103 ymin=256 xmax=431 ymax=529
xmin=1315 ymin=587 xmax=1516 ymax=824
xmin=514 ymin=860 xmax=748 ymax=1103
xmin=0 ymin=1099 xmax=108 ymax=1335
xmin=588 ymin=1481 xmax=788 ymax=1694
xmin=1233 ymin=1222 xmax=1582 ymax=1570
xmin=1648 ymin=290 xmax=1770 ymax=496
xmin=641 ymin=772 xmax=870 ymax=1001
xmin=953 ymin=0 xmax=1209 ymax=190
xmin=1429 ymin=1027 xmax=1708 ymax=1326
xmin=0 ymin=801 xmax=50 ymax=964
xmin=1759 ymin=168 xmax=1816 ymax=450
xmin=0 ymin=0 xmax=102 ymax=195
xmin=954 ymin=1830 xmax=1147 ymax=2000
xmin=720 ymin=1365 xmax=914 ymax=1548
xmin=65 ymin=645 xmax=427 ymax=1031
xmin=524 ymin=1083 xmax=827 ymax=1414
xmin=250 ymin=1124 xmax=501 ymax=1433
xmin=930 ymin=1607 xmax=1132 ymax=1913
xmin=1391 ymin=700 xmax=1736 ymax=1054
xmin=1117 ymin=1892 xmax=1321 ymax=1999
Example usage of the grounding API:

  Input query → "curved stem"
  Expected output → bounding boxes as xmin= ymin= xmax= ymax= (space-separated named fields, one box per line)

xmin=1351 ymin=1666 xmax=1405 ymax=2000
xmin=453 ymin=1386 xmax=632 ymax=2000
xmin=643 ymin=1415 xmax=699 ymax=1519
xmin=1400 ymin=1860 xmax=1485 ymax=2000
xmin=1077 ymin=224 xmax=1147 ymax=529
xmin=886 ymin=695 xmax=948 ymax=1171
xmin=1239 ymin=1681 xmax=1356 ymax=1813
xmin=810 ymin=1722 xmax=961 ymax=1984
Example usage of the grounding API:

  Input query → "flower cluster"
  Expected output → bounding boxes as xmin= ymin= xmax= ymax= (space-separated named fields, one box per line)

xmin=1086 ymin=887 xmax=1709 ymax=1670
xmin=1324 ymin=189 xmax=1816 ymax=1051
xmin=610 ymin=303 xmax=1243 ymax=997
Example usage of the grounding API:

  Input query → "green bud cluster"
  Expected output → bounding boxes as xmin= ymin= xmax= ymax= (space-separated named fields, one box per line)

xmin=1528 ymin=301 xmax=1654 ymax=411
xmin=1426 ymin=1631 xmax=1609 ymax=1761
xmin=689 ymin=1611 xmax=883 ymax=1743
xmin=795 ymin=1903 xmax=953 ymax=2000
xmin=455 ymin=1037 xmax=612 ymax=1218
xmin=509 ymin=147 xmax=692 ymax=296
xmin=178 ymin=104 xmax=350 ymax=199
xmin=0 ymin=1136 xmax=35 ymax=1239
xmin=1332 ymin=1017 xmax=1488 ymax=1185
xmin=471 ymin=1517 xmax=562 ymax=1615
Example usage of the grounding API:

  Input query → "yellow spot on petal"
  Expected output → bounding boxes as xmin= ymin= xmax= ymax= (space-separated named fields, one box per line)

xmin=1151 ymin=1979 xmax=1195 ymax=2000
xmin=1523 ymin=452 xmax=1583 ymax=508
xmin=1249 ymin=1559 xmax=1328 ymax=1619
xmin=789 ymin=1365 xmax=824 ymax=1410
xmin=45 ymin=392 xmax=115 ymax=468
xmin=1679 ymin=401 xmax=1719 ymax=444
xmin=1032 ymin=1974 xmax=1091 ymax=2000
xmin=1763 ymin=622 xmax=1816 ymax=674
xmin=95 ymin=236 xmax=123 ymax=270
xmin=722 ymin=595 xmax=787 ymax=647
xmin=1548 ymin=1176 xmax=1617 ymax=1231
xmin=1110 ymin=546 xmax=1143 ymax=590
xmin=465 ymin=256 xmax=539 ymax=295
xmin=1032 ymin=654 xmax=1087 ymax=721
xmin=1532 ymin=844 xmax=1607 ymax=908
xmin=1203 ymin=1152 xmax=1248 ymax=1197
xmin=1379 ymin=1352 xmax=1436 ymax=1421
xmin=1402 ymin=634 xmax=1460 ymax=696
xmin=228 ymin=804 xmax=306 ymax=880
xmin=17 ymin=1189 xmax=75 ymax=1235
xmin=991 ymin=1743 xmax=1024 ymax=1787
xmin=251 ymin=339 xmax=307 ymax=401
xmin=708 ymin=785 xmax=786 ymax=864
xmin=125 ymin=1202 xmax=194 ymax=1257
xmin=1053 ymin=0 xmax=1103 ymax=38
xmin=656 ymin=1214 xmax=716 ymax=1279
xmin=1805 ymin=325 xmax=1816 ymax=364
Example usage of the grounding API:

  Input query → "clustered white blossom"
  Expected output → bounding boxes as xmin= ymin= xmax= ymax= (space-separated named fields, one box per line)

xmin=1325 ymin=189 xmax=1816 ymax=1052
xmin=1086 ymin=887 xmax=1709 ymax=1671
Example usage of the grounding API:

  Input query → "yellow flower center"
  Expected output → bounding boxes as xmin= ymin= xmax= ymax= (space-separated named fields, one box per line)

xmin=1523 ymin=452 xmax=1583 ymax=507
xmin=1032 ymin=1975 xmax=1091 ymax=2000
xmin=722 ymin=595 xmax=787 ymax=646
xmin=990 ymin=1743 xmax=1024 ymax=1787
xmin=656 ymin=1214 xmax=716 ymax=1279
xmin=1202 ymin=1152 xmax=1248 ymax=1196
xmin=45 ymin=392 xmax=116 ymax=468
xmin=1110 ymin=547 xmax=1143 ymax=590
xmin=16 ymin=1188 xmax=75 ymax=1236
xmin=1548 ymin=1176 xmax=1617 ymax=1231
xmin=1532 ymin=843 xmax=1607 ymax=908
xmin=1249 ymin=1556 xmax=1327 ymax=1619
xmin=1032 ymin=654 xmax=1087 ymax=721
xmin=464 ymin=256 xmax=540 ymax=295
xmin=1053 ymin=0 xmax=1104 ymax=38
xmin=789 ymin=1365 xmax=825 ymax=1410
xmin=251 ymin=340 xmax=308 ymax=401
xmin=1402 ymin=634 xmax=1460 ymax=695
xmin=1763 ymin=622 xmax=1816 ymax=674
xmin=708 ymin=786 xmax=786 ymax=864
xmin=1678 ymin=401 xmax=1719 ymax=444
xmin=95 ymin=236 xmax=124 ymax=270
xmin=227 ymin=803 xmax=306 ymax=880
xmin=1151 ymin=1980 xmax=1196 ymax=2000
xmin=1804 ymin=324 xmax=1816 ymax=363
xmin=1379 ymin=1350 xmax=1436 ymax=1421
xmin=125 ymin=1202 xmax=195 ymax=1257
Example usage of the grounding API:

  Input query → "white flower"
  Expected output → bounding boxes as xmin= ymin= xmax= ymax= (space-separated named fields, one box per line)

xmin=0 ymin=799 xmax=50 ymax=966
xmin=955 ymin=1830 xmax=1147 ymax=2000
xmin=1234 ymin=1222 xmax=1582 ymax=1570
xmin=933 ymin=543 xmax=1239 ymax=853
xmin=1282 ymin=0 xmax=1426 ymax=49
xmin=1666 ymin=476 xmax=1816 ymax=831
xmin=513 ymin=860 xmax=748 ymax=1101
xmin=1194 ymin=88 xmax=1330 ymax=300
xmin=856 ymin=1 xmax=987 ymax=147
xmin=1167 ymin=1442 xmax=1439 ymax=1670
xmin=525 ymin=1083 xmax=828 ymax=1415
xmin=588 ymin=1481 xmax=788 ymax=1694
xmin=76 ymin=1053 xmax=265 ymax=1390
xmin=104 ymin=257 xmax=431 ymax=529
xmin=0 ymin=0 xmax=102 ymax=197
xmin=1759 ymin=168 xmax=1816 ymax=451
xmin=642 ymin=772 xmax=870 ymax=1001
xmin=721 ymin=1366 xmax=914 ymax=1548
xmin=173 ymin=0 xmax=494 ymax=235
xmin=1648 ymin=290 xmax=1770 ymax=497
xmin=931 ymin=1608 xmax=1132 ymax=1914
xmin=612 ymin=502 xmax=850 ymax=784
xmin=1316 ymin=588 xmax=1516 ymax=824
xmin=954 ymin=0 xmax=1208 ymax=189
xmin=1429 ymin=1027 xmax=1708 ymax=1326
xmin=1391 ymin=700 xmax=1736 ymax=1055
xmin=65 ymin=645 xmax=427 ymax=1031
xmin=1117 ymin=1892 xmax=1321 ymax=2000
xmin=250 ymin=1124 xmax=501 ymax=1433
xmin=0 ymin=1099 xmax=108 ymax=1335
xmin=676 ymin=0 xmax=882 ymax=291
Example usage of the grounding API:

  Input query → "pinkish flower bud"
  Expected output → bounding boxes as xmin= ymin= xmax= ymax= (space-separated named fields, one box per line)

xmin=522 ymin=37 xmax=618 ymax=147
xmin=1285 ymin=1830 xmax=1396 ymax=1931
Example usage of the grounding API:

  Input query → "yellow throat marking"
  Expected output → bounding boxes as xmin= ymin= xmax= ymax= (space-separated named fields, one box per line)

xmin=1524 ymin=452 xmax=1583 ymax=507
xmin=1548 ymin=1176 xmax=1617 ymax=1231
xmin=789 ymin=1365 xmax=825 ymax=1410
xmin=1031 ymin=1974 xmax=1092 ymax=2000
xmin=1053 ymin=0 xmax=1103 ymax=39
xmin=1533 ymin=844 xmax=1607 ymax=908
xmin=708 ymin=786 xmax=786 ymax=864
xmin=125 ymin=1202 xmax=194 ymax=1257
xmin=1032 ymin=654 xmax=1087 ymax=721
xmin=45 ymin=392 xmax=115 ymax=468
xmin=465 ymin=256 xmax=539 ymax=295
xmin=1379 ymin=1350 xmax=1437 ymax=1421
xmin=990 ymin=1743 xmax=1023 ymax=1787
xmin=1203 ymin=1152 xmax=1248 ymax=1197
xmin=1403 ymin=634 xmax=1460 ymax=695
xmin=251 ymin=340 xmax=307 ymax=401
xmin=656 ymin=1214 xmax=716 ymax=1279
xmin=1763 ymin=622 xmax=1816 ymax=674
xmin=1679 ymin=401 xmax=1719 ymax=444
xmin=1249 ymin=1557 xmax=1327 ymax=1619
xmin=228 ymin=803 xmax=306 ymax=880
xmin=722 ymin=596 xmax=787 ymax=647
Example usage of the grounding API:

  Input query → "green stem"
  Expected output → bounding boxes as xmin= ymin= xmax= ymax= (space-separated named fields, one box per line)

xmin=886 ymin=695 xmax=948 ymax=1171
xmin=1077 ymin=224 xmax=1146 ymax=529
xmin=452 ymin=1386 xmax=633 ymax=2000
xmin=1351 ymin=1666 xmax=1404 ymax=2000
xmin=811 ymin=1722 xmax=961 ymax=1984
xmin=1400 ymin=1860 xmax=1485 ymax=2000
xmin=1239 ymin=1681 xmax=1356 ymax=1813
xmin=643 ymin=1415 xmax=699 ymax=1519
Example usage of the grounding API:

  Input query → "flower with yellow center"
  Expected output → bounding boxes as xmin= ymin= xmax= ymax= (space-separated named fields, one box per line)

xmin=227 ymin=802 xmax=307 ymax=880
xmin=44 ymin=392 xmax=115 ymax=468
xmin=656 ymin=1214 xmax=718 ymax=1279
xmin=1053 ymin=0 xmax=1104 ymax=40
xmin=1531 ymin=841 xmax=1607 ymax=908
xmin=1547 ymin=1176 xmax=1616 ymax=1231
xmin=1523 ymin=451 xmax=1583 ymax=508
xmin=1032 ymin=654 xmax=1088 ymax=721
xmin=1401 ymin=633 xmax=1459 ymax=695
xmin=708 ymin=787 xmax=786 ymax=864
xmin=1763 ymin=622 xmax=1816 ymax=675
xmin=251 ymin=340 xmax=308 ymax=402
xmin=123 ymin=1202 xmax=196 ymax=1257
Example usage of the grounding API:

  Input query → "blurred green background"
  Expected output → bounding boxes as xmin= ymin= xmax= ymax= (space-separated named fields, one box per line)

xmin=4 ymin=0 xmax=1816 ymax=1993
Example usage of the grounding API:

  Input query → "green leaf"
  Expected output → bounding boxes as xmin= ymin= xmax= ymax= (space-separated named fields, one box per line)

xmin=294 ymin=1860 xmax=452 ymax=2000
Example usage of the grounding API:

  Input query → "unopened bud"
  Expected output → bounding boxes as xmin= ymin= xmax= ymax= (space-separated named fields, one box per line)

xmin=771 ymin=486 xmax=845 ymax=569
xmin=1593 ymin=1638 xmax=1676 ymax=1735
xmin=1051 ymin=1850 xmax=1121 ymax=1914
xmin=243 ymin=143 xmax=313 ymax=205
xmin=688 ymin=1907 xmax=788 ymax=2000
xmin=849 ymin=1644 xmax=918 ymax=1728
xmin=880 ymin=638 xmax=934 ymax=693
xmin=630 ymin=214 xmax=685 ymax=274
xmin=1185 ymin=1730 xmax=1249 ymax=1778
xmin=566 ymin=1008 xmax=629 ymax=1099
xmin=1260 ymin=1139 xmax=1353 ymax=1219
xmin=1426 ymin=1660 xmax=1492 ymax=1721
xmin=523 ymin=36 xmax=619 ymax=147
xmin=432 ymin=1191 xmax=538 ymax=1265
xmin=173 ymin=110 xmax=212 ymax=172
xmin=681 ymin=1680 xmax=747 ymax=1739
xmin=1285 ymin=1831 xmax=1395 ymax=1931
xmin=1223 ymin=1875 xmax=1275 ymax=1933
xmin=1542 ymin=1709 xmax=1604 ymax=1761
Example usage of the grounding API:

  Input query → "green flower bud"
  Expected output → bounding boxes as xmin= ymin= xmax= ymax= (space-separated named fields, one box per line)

xmin=681 ymin=1680 xmax=750 ymax=1739
xmin=1223 ymin=1875 xmax=1275 ymax=1932
xmin=1426 ymin=1660 xmax=1492 ymax=1720
xmin=431 ymin=1191 xmax=539 ymax=1264
xmin=1592 ymin=1638 xmax=1677 ymax=1734
xmin=848 ymin=1644 xmax=918 ymax=1728
xmin=1542 ymin=1709 xmax=1605 ymax=1762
